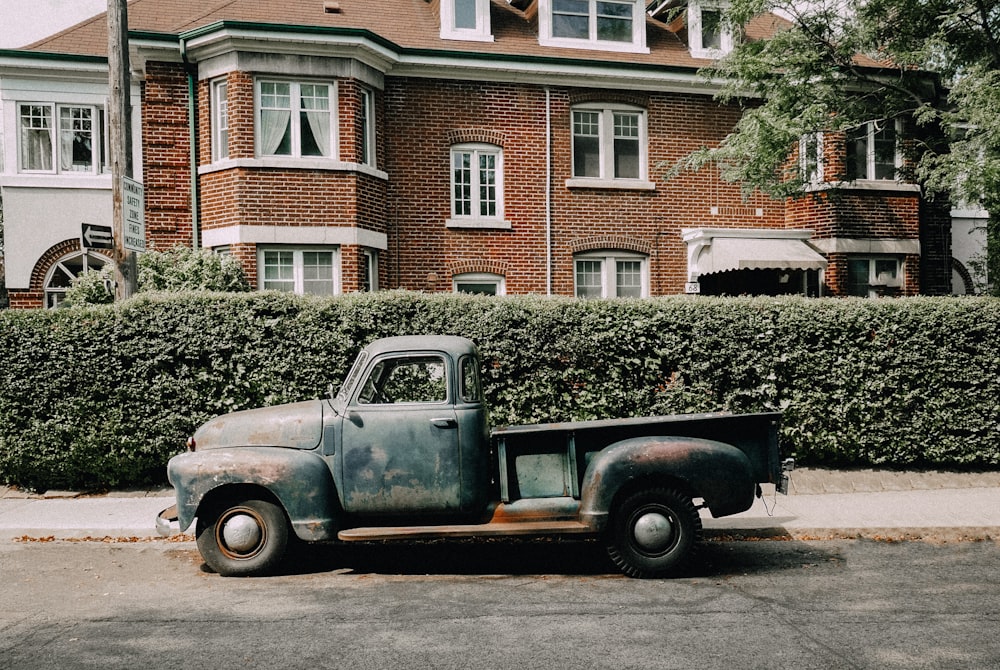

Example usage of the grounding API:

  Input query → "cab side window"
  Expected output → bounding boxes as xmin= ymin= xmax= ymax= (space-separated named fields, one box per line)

xmin=460 ymin=356 xmax=482 ymax=403
xmin=358 ymin=356 xmax=448 ymax=404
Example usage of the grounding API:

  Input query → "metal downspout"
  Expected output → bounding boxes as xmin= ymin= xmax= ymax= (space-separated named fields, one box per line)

xmin=545 ymin=87 xmax=552 ymax=296
xmin=180 ymin=38 xmax=199 ymax=248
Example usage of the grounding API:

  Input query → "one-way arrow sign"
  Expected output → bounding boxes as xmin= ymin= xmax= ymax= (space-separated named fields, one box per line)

xmin=81 ymin=223 xmax=114 ymax=250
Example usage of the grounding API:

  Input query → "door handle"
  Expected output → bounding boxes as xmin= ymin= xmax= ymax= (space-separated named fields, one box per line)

xmin=430 ymin=418 xmax=458 ymax=428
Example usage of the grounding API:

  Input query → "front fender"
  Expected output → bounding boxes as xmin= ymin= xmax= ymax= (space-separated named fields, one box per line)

xmin=579 ymin=436 xmax=755 ymax=532
xmin=166 ymin=447 xmax=339 ymax=541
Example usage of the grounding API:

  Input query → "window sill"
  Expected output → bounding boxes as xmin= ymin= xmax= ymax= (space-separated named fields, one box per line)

xmin=440 ymin=30 xmax=495 ymax=42
xmin=805 ymin=180 xmax=921 ymax=194
xmin=566 ymin=177 xmax=655 ymax=191
xmin=0 ymin=174 xmax=112 ymax=189
xmin=199 ymin=157 xmax=388 ymax=181
xmin=446 ymin=218 xmax=512 ymax=230
xmin=539 ymin=37 xmax=649 ymax=54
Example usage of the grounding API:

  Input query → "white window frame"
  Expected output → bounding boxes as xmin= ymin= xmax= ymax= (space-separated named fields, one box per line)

xmin=257 ymin=246 xmax=341 ymax=296
xmin=447 ymin=143 xmax=510 ymax=228
xmin=539 ymin=0 xmax=649 ymax=53
xmin=846 ymin=120 xmax=902 ymax=182
xmin=440 ymin=0 xmax=494 ymax=41
xmin=799 ymin=132 xmax=824 ymax=183
xmin=359 ymin=88 xmax=376 ymax=168
xmin=574 ymin=251 xmax=649 ymax=299
xmin=567 ymin=103 xmax=652 ymax=189
xmin=18 ymin=102 xmax=105 ymax=175
xmin=846 ymin=256 xmax=903 ymax=297
xmin=453 ymin=272 xmax=507 ymax=295
xmin=688 ymin=1 xmax=734 ymax=59
xmin=211 ymin=78 xmax=229 ymax=162
xmin=255 ymin=80 xmax=336 ymax=159
xmin=43 ymin=250 xmax=110 ymax=308
xmin=361 ymin=249 xmax=379 ymax=292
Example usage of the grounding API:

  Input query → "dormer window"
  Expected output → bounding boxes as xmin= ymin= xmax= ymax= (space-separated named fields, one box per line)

xmin=688 ymin=1 xmax=733 ymax=58
xmin=440 ymin=0 xmax=494 ymax=42
xmin=539 ymin=0 xmax=649 ymax=53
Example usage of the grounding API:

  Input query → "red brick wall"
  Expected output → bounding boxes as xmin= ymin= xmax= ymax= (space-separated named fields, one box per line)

xmin=141 ymin=62 xmax=194 ymax=251
xmin=382 ymin=79 xmax=786 ymax=295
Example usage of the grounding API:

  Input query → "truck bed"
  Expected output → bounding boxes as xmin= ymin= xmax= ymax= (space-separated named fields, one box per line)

xmin=492 ymin=412 xmax=782 ymax=503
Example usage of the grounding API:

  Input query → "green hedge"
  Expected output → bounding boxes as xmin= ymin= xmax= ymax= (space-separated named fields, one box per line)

xmin=1 ymin=292 xmax=998 ymax=490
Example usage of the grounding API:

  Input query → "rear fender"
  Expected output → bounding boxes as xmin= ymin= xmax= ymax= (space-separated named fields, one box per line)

xmin=167 ymin=447 xmax=339 ymax=541
xmin=579 ymin=436 xmax=755 ymax=532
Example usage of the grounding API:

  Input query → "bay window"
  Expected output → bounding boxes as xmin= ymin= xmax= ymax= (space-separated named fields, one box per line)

xmin=259 ymin=247 xmax=339 ymax=296
xmin=257 ymin=81 xmax=334 ymax=158
xmin=846 ymin=120 xmax=901 ymax=181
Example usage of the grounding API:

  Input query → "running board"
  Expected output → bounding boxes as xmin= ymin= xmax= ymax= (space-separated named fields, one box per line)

xmin=338 ymin=520 xmax=591 ymax=542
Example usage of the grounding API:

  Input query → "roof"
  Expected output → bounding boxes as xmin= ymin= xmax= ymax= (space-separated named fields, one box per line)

xmin=20 ymin=0 xmax=789 ymax=72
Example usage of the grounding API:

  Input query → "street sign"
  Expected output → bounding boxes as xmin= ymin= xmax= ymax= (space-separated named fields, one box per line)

xmin=122 ymin=177 xmax=146 ymax=252
xmin=81 ymin=223 xmax=114 ymax=250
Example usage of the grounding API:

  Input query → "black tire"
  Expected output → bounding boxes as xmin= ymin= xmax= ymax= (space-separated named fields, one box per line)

xmin=196 ymin=498 xmax=290 ymax=577
xmin=607 ymin=487 xmax=702 ymax=578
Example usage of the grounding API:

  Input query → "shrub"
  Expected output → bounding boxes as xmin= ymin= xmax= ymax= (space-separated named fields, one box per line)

xmin=0 ymin=292 xmax=997 ymax=490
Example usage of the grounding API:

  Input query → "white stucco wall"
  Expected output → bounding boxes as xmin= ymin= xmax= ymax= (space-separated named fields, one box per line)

xmin=2 ymin=185 xmax=112 ymax=288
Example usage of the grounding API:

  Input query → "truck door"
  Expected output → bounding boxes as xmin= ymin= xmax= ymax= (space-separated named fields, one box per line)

xmin=339 ymin=353 xmax=461 ymax=515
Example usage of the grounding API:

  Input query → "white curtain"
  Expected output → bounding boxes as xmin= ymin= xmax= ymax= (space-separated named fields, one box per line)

xmin=304 ymin=110 xmax=331 ymax=157
xmin=260 ymin=110 xmax=290 ymax=155
xmin=21 ymin=125 xmax=52 ymax=171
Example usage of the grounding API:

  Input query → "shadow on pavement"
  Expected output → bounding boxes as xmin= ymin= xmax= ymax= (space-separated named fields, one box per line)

xmin=194 ymin=534 xmax=842 ymax=579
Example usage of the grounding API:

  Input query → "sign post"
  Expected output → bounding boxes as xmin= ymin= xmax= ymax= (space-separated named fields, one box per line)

xmin=108 ymin=0 xmax=138 ymax=300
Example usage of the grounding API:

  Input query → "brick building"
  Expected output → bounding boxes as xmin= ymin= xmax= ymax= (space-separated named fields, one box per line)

xmin=0 ymin=0 xmax=961 ymax=309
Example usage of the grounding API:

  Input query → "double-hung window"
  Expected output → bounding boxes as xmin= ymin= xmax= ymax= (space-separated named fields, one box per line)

xmin=449 ymin=143 xmax=505 ymax=226
xmin=687 ymin=2 xmax=734 ymax=58
xmin=440 ymin=0 xmax=493 ymax=41
xmin=575 ymin=251 xmax=648 ymax=298
xmin=211 ymin=79 xmax=229 ymax=162
xmin=540 ymin=0 xmax=647 ymax=52
xmin=257 ymin=81 xmax=334 ymax=158
xmin=259 ymin=247 xmax=340 ymax=296
xmin=847 ymin=257 xmax=903 ymax=297
xmin=570 ymin=104 xmax=647 ymax=185
xmin=846 ymin=120 xmax=901 ymax=181
xmin=359 ymin=88 xmax=376 ymax=168
xmin=799 ymin=132 xmax=824 ymax=183
xmin=19 ymin=103 xmax=104 ymax=174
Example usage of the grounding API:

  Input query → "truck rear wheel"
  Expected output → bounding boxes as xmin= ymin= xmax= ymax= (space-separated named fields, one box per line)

xmin=196 ymin=498 xmax=290 ymax=577
xmin=608 ymin=487 xmax=702 ymax=578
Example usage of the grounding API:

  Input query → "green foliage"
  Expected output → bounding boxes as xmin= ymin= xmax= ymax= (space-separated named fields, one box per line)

xmin=137 ymin=246 xmax=251 ymax=293
xmin=0 ymin=292 xmax=998 ymax=491
xmin=669 ymin=0 xmax=1000 ymax=291
xmin=64 ymin=265 xmax=115 ymax=306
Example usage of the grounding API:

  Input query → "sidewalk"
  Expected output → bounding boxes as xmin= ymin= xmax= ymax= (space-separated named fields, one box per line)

xmin=1 ymin=468 xmax=999 ymax=541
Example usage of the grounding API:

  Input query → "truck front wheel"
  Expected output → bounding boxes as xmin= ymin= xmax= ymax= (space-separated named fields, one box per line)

xmin=196 ymin=499 xmax=290 ymax=577
xmin=608 ymin=487 xmax=702 ymax=578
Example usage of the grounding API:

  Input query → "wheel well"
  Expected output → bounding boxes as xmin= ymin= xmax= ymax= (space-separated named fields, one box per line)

xmin=608 ymin=475 xmax=698 ymax=521
xmin=197 ymin=484 xmax=285 ymax=521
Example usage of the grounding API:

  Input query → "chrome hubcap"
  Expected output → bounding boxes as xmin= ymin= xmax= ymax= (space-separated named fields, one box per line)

xmin=633 ymin=511 xmax=674 ymax=552
xmin=221 ymin=513 xmax=263 ymax=554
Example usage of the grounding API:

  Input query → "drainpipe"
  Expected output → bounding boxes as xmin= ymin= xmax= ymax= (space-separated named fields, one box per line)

xmin=545 ymin=86 xmax=552 ymax=296
xmin=180 ymin=37 xmax=200 ymax=249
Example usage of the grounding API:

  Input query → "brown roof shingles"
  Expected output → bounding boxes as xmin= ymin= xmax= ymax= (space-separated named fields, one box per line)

xmin=21 ymin=0 xmax=795 ymax=72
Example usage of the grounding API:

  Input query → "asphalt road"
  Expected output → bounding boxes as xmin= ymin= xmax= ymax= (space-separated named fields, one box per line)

xmin=2 ymin=537 xmax=999 ymax=669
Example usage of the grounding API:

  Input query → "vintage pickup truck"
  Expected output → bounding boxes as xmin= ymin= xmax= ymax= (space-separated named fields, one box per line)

xmin=158 ymin=335 xmax=791 ymax=578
